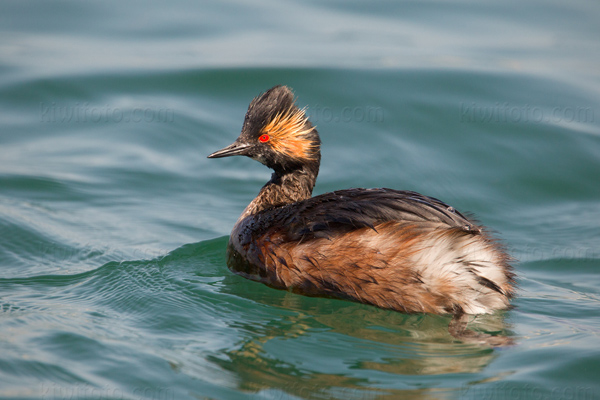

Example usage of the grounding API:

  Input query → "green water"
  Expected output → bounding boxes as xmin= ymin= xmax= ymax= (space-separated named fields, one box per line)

xmin=1 ymin=1 xmax=600 ymax=399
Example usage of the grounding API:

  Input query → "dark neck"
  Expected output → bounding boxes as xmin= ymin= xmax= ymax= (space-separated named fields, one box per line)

xmin=239 ymin=164 xmax=318 ymax=219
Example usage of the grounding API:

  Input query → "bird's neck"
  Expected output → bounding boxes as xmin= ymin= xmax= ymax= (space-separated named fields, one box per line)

xmin=239 ymin=165 xmax=318 ymax=219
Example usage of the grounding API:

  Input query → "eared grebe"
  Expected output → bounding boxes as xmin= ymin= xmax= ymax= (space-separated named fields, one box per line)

xmin=208 ymin=85 xmax=514 ymax=316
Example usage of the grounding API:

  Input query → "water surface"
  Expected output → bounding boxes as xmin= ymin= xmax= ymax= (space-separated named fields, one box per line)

xmin=1 ymin=1 xmax=599 ymax=399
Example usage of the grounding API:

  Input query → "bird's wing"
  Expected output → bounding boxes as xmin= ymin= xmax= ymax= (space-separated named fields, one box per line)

xmin=257 ymin=188 xmax=481 ymax=241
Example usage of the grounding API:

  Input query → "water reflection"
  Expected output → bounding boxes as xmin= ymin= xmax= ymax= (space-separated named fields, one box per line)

xmin=211 ymin=280 xmax=514 ymax=399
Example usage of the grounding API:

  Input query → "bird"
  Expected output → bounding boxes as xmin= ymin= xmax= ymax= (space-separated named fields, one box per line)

xmin=208 ymin=85 xmax=515 ymax=316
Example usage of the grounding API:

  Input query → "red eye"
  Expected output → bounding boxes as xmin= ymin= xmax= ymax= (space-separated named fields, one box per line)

xmin=259 ymin=134 xmax=270 ymax=143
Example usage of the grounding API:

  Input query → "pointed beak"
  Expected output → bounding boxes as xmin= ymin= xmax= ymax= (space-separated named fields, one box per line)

xmin=207 ymin=140 xmax=252 ymax=159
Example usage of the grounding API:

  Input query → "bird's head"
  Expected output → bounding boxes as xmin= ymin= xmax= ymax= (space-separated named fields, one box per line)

xmin=208 ymin=85 xmax=321 ymax=174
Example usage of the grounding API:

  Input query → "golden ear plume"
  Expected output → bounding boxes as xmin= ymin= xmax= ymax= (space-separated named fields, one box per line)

xmin=261 ymin=106 xmax=318 ymax=161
